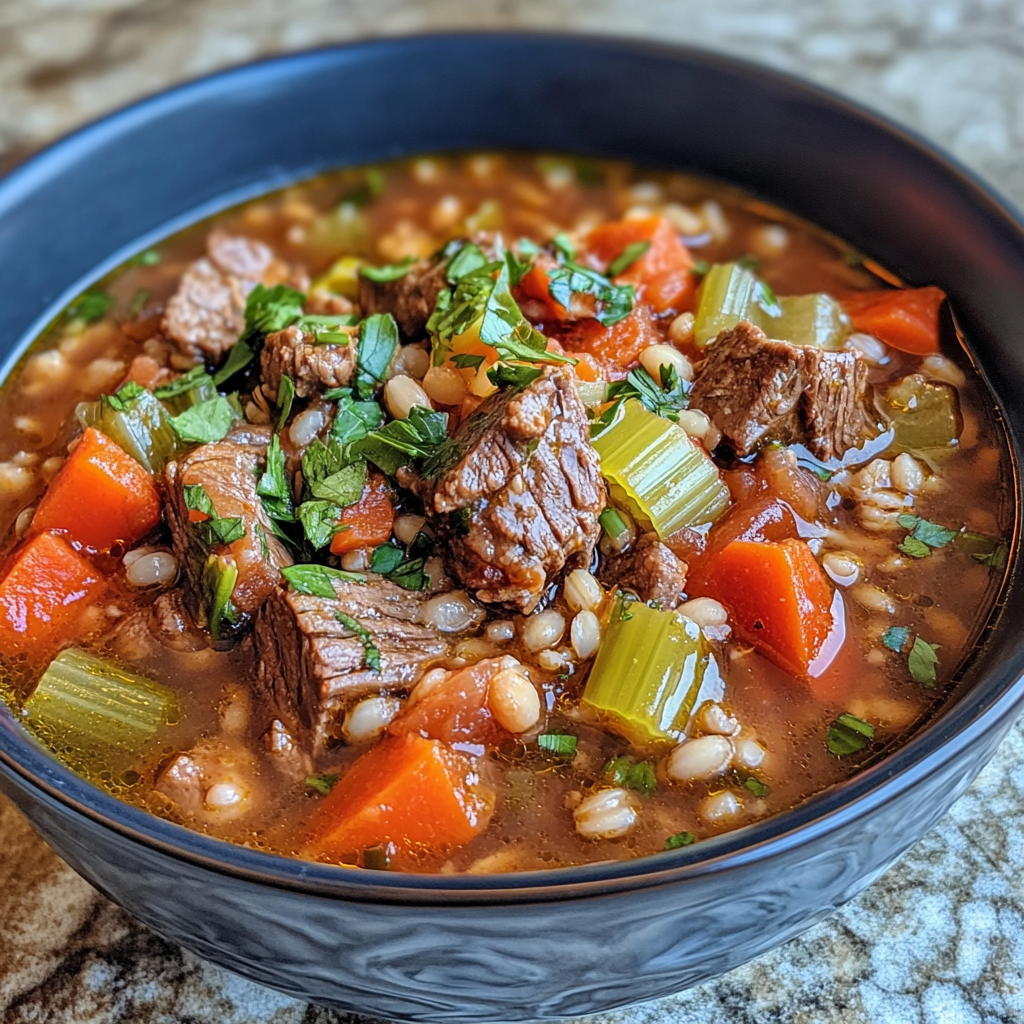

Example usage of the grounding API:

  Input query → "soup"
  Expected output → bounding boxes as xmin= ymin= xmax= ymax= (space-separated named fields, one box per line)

xmin=0 ymin=154 xmax=1012 ymax=873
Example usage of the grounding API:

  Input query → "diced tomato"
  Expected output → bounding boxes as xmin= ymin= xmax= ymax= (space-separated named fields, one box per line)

xmin=586 ymin=216 xmax=696 ymax=312
xmin=841 ymin=286 xmax=945 ymax=355
xmin=0 ymin=531 xmax=104 ymax=657
xmin=556 ymin=304 xmax=662 ymax=373
xmin=31 ymin=427 xmax=162 ymax=551
xmin=120 ymin=355 xmax=166 ymax=390
xmin=329 ymin=469 xmax=396 ymax=555
xmin=305 ymin=733 xmax=492 ymax=867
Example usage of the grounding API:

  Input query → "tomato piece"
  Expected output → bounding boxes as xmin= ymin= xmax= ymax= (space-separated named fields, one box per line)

xmin=329 ymin=469 xmax=396 ymax=555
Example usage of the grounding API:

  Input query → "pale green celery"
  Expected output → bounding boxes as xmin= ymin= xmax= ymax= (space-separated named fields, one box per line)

xmin=693 ymin=262 xmax=760 ymax=346
xmin=773 ymin=294 xmax=848 ymax=349
xmin=880 ymin=374 xmax=963 ymax=452
xmin=592 ymin=399 xmax=729 ymax=536
xmin=24 ymin=648 xmax=178 ymax=784
xmin=575 ymin=380 xmax=609 ymax=407
xmin=583 ymin=594 xmax=715 ymax=746
xmin=161 ymin=379 xmax=219 ymax=416
xmin=203 ymin=555 xmax=241 ymax=639
xmin=77 ymin=389 xmax=181 ymax=472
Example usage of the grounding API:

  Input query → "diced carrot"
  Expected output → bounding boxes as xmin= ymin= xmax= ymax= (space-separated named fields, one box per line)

xmin=390 ymin=659 xmax=508 ymax=747
xmin=32 ymin=428 xmax=162 ymax=551
xmin=516 ymin=261 xmax=597 ymax=322
xmin=0 ymin=532 xmax=104 ymax=657
xmin=305 ymin=734 xmax=492 ymax=866
xmin=572 ymin=352 xmax=602 ymax=382
xmin=841 ymin=286 xmax=945 ymax=355
xmin=329 ymin=469 xmax=396 ymax=555
xmin=586 ymin=216 xmax=696 ymax=313
xmin=557 ymin=304 xmax=662 ymax=372
xmin=688 ymin=538 xmax=834 ymax=677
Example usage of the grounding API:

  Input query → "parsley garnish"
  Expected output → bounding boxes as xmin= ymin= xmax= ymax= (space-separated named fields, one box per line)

xmin=68 ymin=291 xmax=111 ymax=323
xmin=896 ymin=514 xmax=958 ymax=558
xmin=101 ymin=381 xmax=145 ymax=412
xmin=308 ymin=461 xmax=366 ymax=509
xmin=552 ymin=232 xmax=576 ymax=261
xmin=202 ymin=556 xmax=240 ymax=639
xmin=607 ymin=240 xmax=651 ymax=277
xmin=281 ymin=563 xmax=365 ymax=598
xmin=547 ymin=262 xmax=634 ymax=326
xmin=602 ymin=756 xmax=657 ymax=798
xmin=664 ymin=831 xmax=694 ymax=850
xmin=195 ymin=516 xmax=246 ymax=548
xmin=447 ymin=242 xmax=490 ymax=283
xmin=297 ymin=500 xmax=343 ymax=550
xmin=744 ymin=776 xmax=769 ymax=798
xmin=451 ymin=353 xmax=486 ymax=373
xmin=169 ymin=395 xmax=235 ymax=444
xmin=183 ymin=483 xmax=216 ymax=518
xmin=154 ymin=365 xmax=214 ymax=400
xmin=328 ymin=392 xmax=383 ymax=444
xmin=129 ymin=249 xmax=161 ymax=266
xmin=213 ymin=283 xmax=306 ymax=386
xmin=360 ymin=258 xmax=415 ymax=283
xmin=336 ymin=611 xmax=381 ymax=673
xmin=538 ymin=733 xmax=577 ymax=757
xmin=355 ymin=406 xmax=450 ymax=477
xmin=908 ymin=637 xmax=940 ymax=688
xmin=304 ymin=773 xmax=339 ymax=796
xmin=370 ymin=541 xmax=429 ymax=591
xmin=354 ymin=313 xmax=399 ymax=398
xmin=276 ymin=374 xmax=296 ymax=430
xmin=487 ymin=362 xmax=543 ymax=390
xmin=827 ymin=713 xmax=875 ymax=757
xmin=882 ymin=626 xmax=911 ymax=652
xmin=256 ymin=434 xmax=295 ymax=524
xmin=604 ymin=365 xmax=690 ymax=424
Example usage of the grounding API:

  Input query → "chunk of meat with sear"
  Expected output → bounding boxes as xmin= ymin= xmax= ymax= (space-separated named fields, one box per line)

xmin=164 ymin=428 xmax=292 ymax=625
xmin=689 ymin=320 xmax=873 ymax=461
xmin=253 ymin=577 xmax=450 ymax=750
xmin=162 ymin=229 xmax=280 ymax=361
xmin=358 ymin=252 xmax=449 ymax=339
xmin=260 ymin=323 xmax=357 ymax=401
xmin=413 ymin=365 xmax=606 ymax=613
xmin=599 ymin=533 xmax=688 ymax=610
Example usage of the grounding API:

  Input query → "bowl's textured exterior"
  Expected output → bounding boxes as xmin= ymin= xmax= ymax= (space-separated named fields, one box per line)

xmin=0 ymin=34 xmax=1021 ymax=1023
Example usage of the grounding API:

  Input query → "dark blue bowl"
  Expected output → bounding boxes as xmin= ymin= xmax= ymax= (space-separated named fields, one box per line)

xmin=0 ymin=33 xmax=1021 ymax=1023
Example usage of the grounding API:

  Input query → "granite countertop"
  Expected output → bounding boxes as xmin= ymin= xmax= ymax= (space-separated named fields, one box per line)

xmin=2 ymin=2 xmax=1024 ymax=1022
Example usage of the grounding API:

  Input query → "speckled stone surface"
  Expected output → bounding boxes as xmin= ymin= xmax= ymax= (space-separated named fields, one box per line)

xmin=2 ymin=2 xmax=1024 ymax=1022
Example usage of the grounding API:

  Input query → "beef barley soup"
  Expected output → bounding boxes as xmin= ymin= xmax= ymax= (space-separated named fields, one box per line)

xmin=0 ymin=154 xmax=1012 ymax=873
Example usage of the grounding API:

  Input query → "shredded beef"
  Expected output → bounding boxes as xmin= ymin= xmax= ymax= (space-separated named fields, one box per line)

xmin=358 ymin=254 xmax=449 ymax=339
xmin=599 ymin=533 xmax=689 ymax=609
xmin=253 ymin=578 xmax=449 ymax=749
xmin=689 ymin=320 xmax=872 ymax=461
xmin=260 ymin=323 xmax=357 ymax=401
xmin=164 ymin=427 xmax=292 ymax=623
xmin=413 ymin=365 xmax=606 ymax=614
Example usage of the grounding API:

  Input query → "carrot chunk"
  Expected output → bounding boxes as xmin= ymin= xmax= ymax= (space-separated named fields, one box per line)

xmin=841 ymin=286 xmax=945 ymax=355
xmin=306 ymin=734 xmax=492 ymax=865
xmin=329 ymin=469 xmax=396 ymax=555
xmin=689 ymin=538 xmax=834 ymax=677
xmin=32 ymin=427 xmax=162 ymax=551
xmin=0 ymin=532 xmax=104 ymax=656
xmin=557 ymin=304 xmax=662 ymax=373
xmin=586 ymin=216 xmax=696 ymax=313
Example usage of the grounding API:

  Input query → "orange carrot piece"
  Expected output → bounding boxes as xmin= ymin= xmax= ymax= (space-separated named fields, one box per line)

xmin=329 ymin=469 xmax=396 ymax=555
xmin=32 ymin=428 xmax=162 ymax=551
xmin=0 ymin=531 xmax=104 ymax=656
xmin=557 ymin=304 xmax=661 ymax=372
xmin=841 ymin=286 xmax=945 ymax=355
xmin=587 ymin=216 xmax=696 ymax=312
xmin=306 ymin=734 xmax=491 ymax=865
xmin=689 ymin=538 xmax=834 ymax=676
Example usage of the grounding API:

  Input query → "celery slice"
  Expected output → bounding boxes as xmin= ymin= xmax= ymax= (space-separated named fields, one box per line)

xmin=693 ymin=262 xmax=760 ymax=346
xmin=592 ymin=399 xmax=729 ymax=536
xmin=773 ymin=294 xmax=848 ymax=350
xmin=880 ymin=374 xmax=963 ymax=452
xmin=78 ymin=388 xmax=182 ymax=473
xmin=583 ymin=594 xmax=718 ymax=746
xmin=23 ymin=648 xmax=179 ymax=784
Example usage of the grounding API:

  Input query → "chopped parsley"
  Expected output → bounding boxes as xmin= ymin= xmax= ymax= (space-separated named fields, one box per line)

xmin=882 ymin=626 xmax=911 ymax=652
xmin=370 ymin=540 xmax=430 ymax=591
xmin=129 ymin=249 xmax=161 ymax=266
xmin=336 ymin=612 xmax=381 ymax=673
xmin=827 ymin=713 xmax=875 ymax=757
xmin=487 ymin=362 xmax=543 ymax=390
xmin=183 ymin=483 xmax=216 ymax=518
xmin=607 ymin=240 xmax=651 ymax=277
xmin=896 ymin=514 xmax=958 ymax=559
xmin=360 ymin=258 xmax=415 ymax=283
xmin=304 ymin=773 xmax=339 ymax=796
xmin=547 ymin=261 xmax=634 ymax=326
xmin=552 ymin=232 xmax=576 ymax=261
xmin=194 ymin=516 xmax=246 ymax=548
xmin=447 ymin=242 xmax=490 ymax=283
xmin=213 ymin=283 xmax=306 ymax=386
xmin=169 ymin=395 xmax=235 ymax=444
xmin=281 ymin=563 xmax=365 ymax=598
xmin=153 ymin=365 xmax=214 ymax=400
xmin=743 ymin=776 xmax=769 ymax=798
xmin=297 ymin=499 xmax=343 ymax=550
xmin=328 ymin=392 xmax=383 ymax=444
xmin=908 ymin=636 xmax=941 ymax=688
xmin=68 ymin=290 xmax=111 ymax=323
xmin=101 ymin=381 xmax=145 ymax=412
xmin=664 ymin=831 xmax=694 ymax=850
xmin=354 ymin=313 xmax=399 ymax=399
xmin=602 ymin=755 xmax=657 ymax=798
xmin=355 ymin=405 xmax=450 ymax=477
xmin=308 ymin=460 xmax=367 ymax=509
xmin=451 ymin=353 xmax=486 ymax=373
xmin=603 ymin=364 xmax=690 ymax=424
xmin=276 ymin=374 xmax=296 ymax=430
xmin=256 ymin=434 xmax=295 ymax=524
xmin=537 ymin=733 xmax=578 ymax=757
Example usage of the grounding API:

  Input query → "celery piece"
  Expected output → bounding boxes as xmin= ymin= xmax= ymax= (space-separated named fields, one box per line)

xmin=592 ymin=399 xmax=729 ymax=536
xmin=78 ymin=388 xmax=182 ymax=473
xmin=693 ymin=262 xmax=760 ymax=346
xmin=23 ymin=648 xmax=178 ymax=784
xmin=582 ymin=594 xmax=716 ymax=746
xmin=773 ymin=294 xmax=848 ymax=350
xmin=880 ymin=374 xmax=963 ymax=452
xmin=576 ymin=380 xmax=609 ymax=408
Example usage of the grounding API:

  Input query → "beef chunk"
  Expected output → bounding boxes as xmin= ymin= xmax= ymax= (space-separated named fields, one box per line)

xmin=155 ymin=737 xmax=260 ymax=819
xmin=358 ymin=253 xmax=449 ymax=338
xmin=164 ymin=428 xmax=292 ymax=623
xmin=413 ymin=365 xmax=606 ymax=613
xmin=599 ymin=533 xmax=688 ymax=610
xmin=105 ymin=591 xmax=206 ymax=660
xmin=253 ymin=578 xmax=449 ymax=749
xmin=162 ymin=230 xmax=277 ymax=361
xmin=260 ymin=323 xmax=357 ymax=401
xmin=689 ymin=321 xmax=872 ymax=461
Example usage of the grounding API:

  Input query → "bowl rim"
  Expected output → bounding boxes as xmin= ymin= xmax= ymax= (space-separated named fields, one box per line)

xmin=0 ymin=29 xmax=1021 ymax=904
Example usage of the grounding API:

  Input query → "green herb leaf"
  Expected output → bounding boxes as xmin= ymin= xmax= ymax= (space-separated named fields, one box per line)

xmin=451 ymin=353 xmax=486 ymax=372
xmin=254 ymin=521 xmax=269 ymax=559
xmin=304 ymin=773 xmax=339 ymax=796
xmin=908 ymin=636 xmax=940 ymax=688
xmin=547 ymin=262 xmax=635 ymax=326
xmin=552 ymin=232 xmax=576 ymax=261
xmin=183 ymin=483 xmax=216 ymax=518
xmin=325 ymin=394 xmax=382 ymax=445
xmin=309 ymin=461 xmax=367 ymax=508
xmin=297 ymin=499 xmax=342 ymax=549
xmin=882 ymin=626 xmax=911 ymax=652
xmin=537 ymin=733 xmax=577 ymax=757
xmin=827 ymin=712 xmax=875 ymax=757
xmin=276 ymin=374 xmax=296 ymax=430
xmin=899 ymin=536 xmax=932 ymax=559
xmin=212 ymin=338 xmax=255 ymax=386
xmin=664 ymin=831 xmax=694 ymax=850
xmin=447 ymin=243 xmax=490 ymax=283
xmin=69 ymin=291 xmax=111 ymax=323
xmin=370 ymin=541 xmax=429 ymax=591
xmin=169 ymin=395 xmax=235 ymax=444
xmin=336 ymin=612 xmax=381 ymax=673
xmin=370 ymin=542 xmax=404 ymax=576
xmin=487 ymin=362 xmax=543 ymax=390
xmin=354 ymin=313 xmax=399 ymax=398
xmin=897 ymin=513 xmax=957 ymax=550
xmin=606 ymin=364 xmax=689 ymax=423
xmin=154 ymin=365 xmax=214 ymax=400
xmin=243 ymin=283 xmax=306 ymax=337
xmin=101 ymin=381 xmax=146 ymax=413
xmin=355 ymin=405 xmax=449 ymax=477
xmin=203 ymin=555 xmax=240 ymax=640
xmin=607 ymin=240 xmax=651 ymax=277
xmin=602 ymin=755 xmax=657 ymax=798
xmin=129 ymin=249 xmax=161 ymax=266
xmin=195 ymin=516 xmax=246 ymax=548
xmin=360 ymin=258 xmax=415 ymax=283
xmin=744 ymin=776 xmax=768 ymax=798
xmin=282 ymin=563 xmax=365 ymax=598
